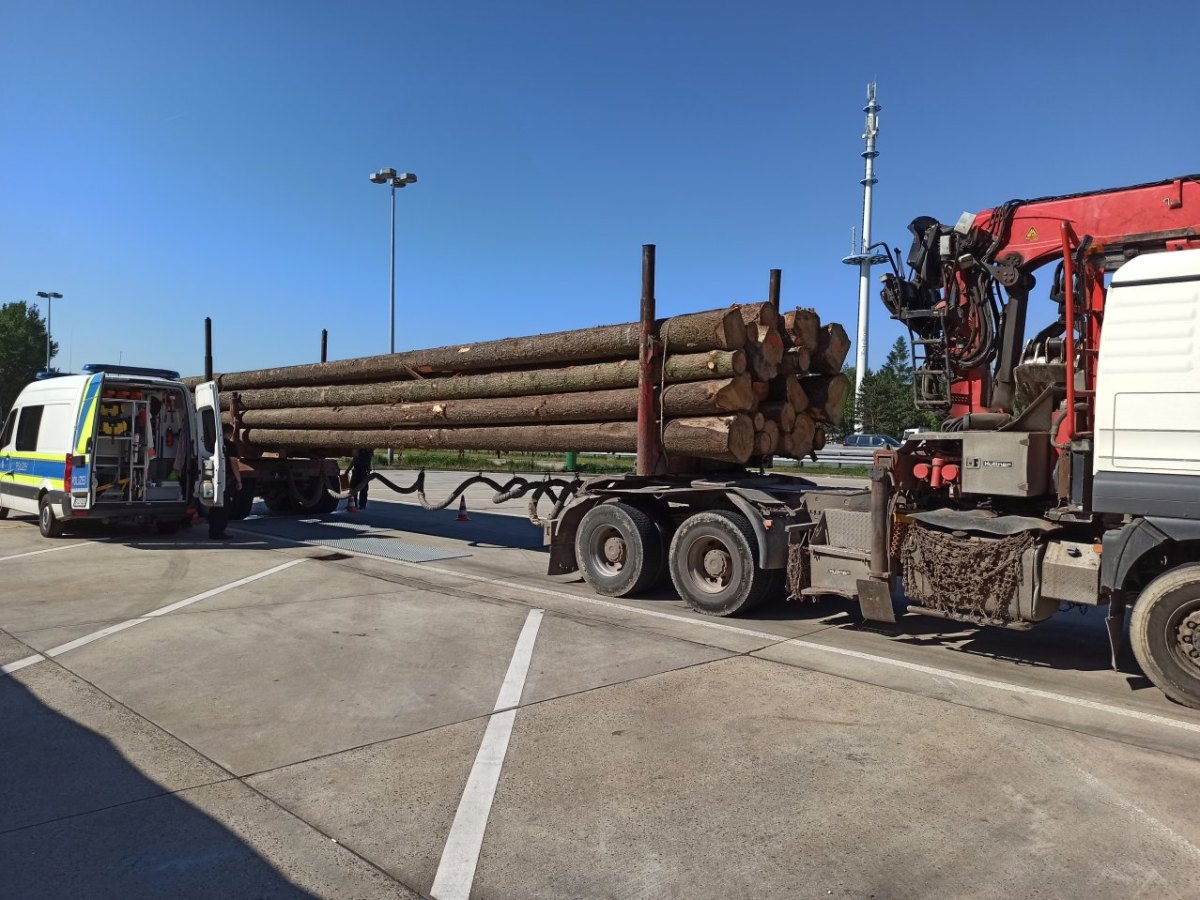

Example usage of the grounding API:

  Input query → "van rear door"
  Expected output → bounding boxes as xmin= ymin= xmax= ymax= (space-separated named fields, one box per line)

xmin=194 ymin=381 xmax=226 ymax=507
xmin=69 ymin=373 xmax=104 ymax=512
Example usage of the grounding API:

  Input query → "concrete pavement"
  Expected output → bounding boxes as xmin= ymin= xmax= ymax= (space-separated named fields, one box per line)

xmin=2 ymin=474 xmax=1199 ymax=899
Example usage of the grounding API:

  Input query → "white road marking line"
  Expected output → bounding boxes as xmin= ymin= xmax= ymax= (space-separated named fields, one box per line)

xmin=432 ymin=608 xmax=544 ymax=900
xmin=0 ymin=541 xmax=94 ymax=563
xmin=779 ymin=639 xmax=1200 ymax=735
xmin=1 ymin=558 xmax=308 ymax=678
xmin=234 ymin=523 xmax=1200 ymax=735
xmin=1 ymin=654 xmax=46 ymax=675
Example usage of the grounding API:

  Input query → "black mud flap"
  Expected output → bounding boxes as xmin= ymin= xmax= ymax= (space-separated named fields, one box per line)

xmin=856 ymin=578 xmax=896 ymax=624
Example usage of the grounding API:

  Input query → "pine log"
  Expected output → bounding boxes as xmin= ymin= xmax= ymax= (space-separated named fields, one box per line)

xmin=783 ymin=308 xmax=822 ymax=352
xmin=754 ymin=420 xmax=780 ymax=455
xmin=214 ymin=307 xmax=748 ymax=391
xmin=662 ymin=415 xmax=755 ymax=463
xmin=234 ymin=378 xmax=753 ymax=430
xmin=805 ymin=373 xmax=850 ymax=425
xmin=812 ymin=323 xmax=851 ymax=374
xmin=744 ymin=330 xmax=778 ymax=382
xmin=760 ymin=401 xmax=796 ymax=433
xmin=779 ymin=348 xmax=812 ymax=377
xmin=242 ymin=414 xmax=754 ymax=463
xmin=220 ymin=351 xmax=747 ymax=411
xmin=767 ymin=375 xmax=807 ymax=411
xmin=790 ymin=413 xmax=816 ymax=457
xmin=663 ymin=349 xmax=747 ymax=380
xmin=757 ymin=327 xmax=784 ymax=366
xmin=751 ymin=412 xmax=766 ymax=432
xmin=751 ymin=381 xmax=769 ymax=403
xmin=738 ymin=302 xmax=778 ymax=329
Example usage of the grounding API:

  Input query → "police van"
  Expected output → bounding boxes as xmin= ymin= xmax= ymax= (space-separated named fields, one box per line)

xmin=0 ymin=364 xmax=225 ymax=537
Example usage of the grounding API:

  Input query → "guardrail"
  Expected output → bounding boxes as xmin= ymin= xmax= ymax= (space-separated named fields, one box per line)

xmin=774 ymin=447 xmax=876 ymax=470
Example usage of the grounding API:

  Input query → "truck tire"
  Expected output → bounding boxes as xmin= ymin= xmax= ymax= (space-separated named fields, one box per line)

xmin=39 ymin=495 xmax=63 ymax=539
xmin=669 ymin=509 xmax=770 ymax=616
xmin=229 ymin=486 xmax=255 ymax=521
xmin=312 ymin=480 xmax=340 ymax=515
xmin=0 ymin=505 xmax=8 ymax=519
xmin=1130 ymin=563 xmax=1200 ymax=709
xmin=263 ymin=492 xmax=292 ymax=513
xmin=576 ymin=502 xmax=664 ymax=597
xmin=155 ymin=519 xmax=182 ymax=535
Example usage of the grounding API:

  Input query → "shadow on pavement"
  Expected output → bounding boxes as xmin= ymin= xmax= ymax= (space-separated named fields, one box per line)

xmin=0 ymin=670 xmax=318 ymax=899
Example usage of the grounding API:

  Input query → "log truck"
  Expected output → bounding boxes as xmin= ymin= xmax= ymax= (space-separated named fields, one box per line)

xmin=554 ymin=175 xmax=1200 ymax=709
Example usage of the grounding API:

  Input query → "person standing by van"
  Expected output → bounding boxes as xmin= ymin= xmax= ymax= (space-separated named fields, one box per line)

xmin=208 ymin=423 xmax=243 ymax=540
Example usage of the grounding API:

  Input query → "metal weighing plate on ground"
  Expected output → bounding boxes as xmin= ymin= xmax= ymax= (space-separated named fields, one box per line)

xmin=234 ymin=515 xmax=470 ymax=563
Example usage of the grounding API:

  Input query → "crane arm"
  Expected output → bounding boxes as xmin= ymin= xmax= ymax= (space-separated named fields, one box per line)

xmin=881 ymin=174 xmax=1200 ymax=419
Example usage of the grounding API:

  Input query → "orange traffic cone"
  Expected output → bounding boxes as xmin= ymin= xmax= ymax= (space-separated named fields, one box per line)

xmin=455 ymin=495 xmax=470 ymax=521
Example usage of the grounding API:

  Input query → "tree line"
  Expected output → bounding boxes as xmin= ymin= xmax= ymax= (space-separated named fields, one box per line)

xmin=836 ymin=336 xmax=937 ymax=439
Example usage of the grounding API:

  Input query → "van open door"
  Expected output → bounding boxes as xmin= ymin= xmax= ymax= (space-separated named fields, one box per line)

xmin=194 ymin=381 xmax=226 ymax=507
xmin=69 ymin=373 xmax=104 ymax=513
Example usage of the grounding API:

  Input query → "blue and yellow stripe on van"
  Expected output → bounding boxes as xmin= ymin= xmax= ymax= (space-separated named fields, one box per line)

xmin=0 ymin=452 xmax=67 ymax=501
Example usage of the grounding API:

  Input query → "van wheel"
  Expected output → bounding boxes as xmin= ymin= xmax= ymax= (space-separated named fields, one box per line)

xmin=39 ymin=496 xmax=63 ymax=538
xmin=669 ymin=510 xmax=770 ymax=616
xmin=1130 ymin=563 xmax=1200 ymax=709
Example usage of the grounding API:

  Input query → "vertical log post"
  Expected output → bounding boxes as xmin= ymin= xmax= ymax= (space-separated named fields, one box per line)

xmin=320 ymin=329 xmax=328 ymax=363
xmin=204 ymin=317 xmax=213 ymax=382
xmin=768 ymin=268 xmax=781 ymax=316
xmin=637 ymin=244 xmax=663 ymax=476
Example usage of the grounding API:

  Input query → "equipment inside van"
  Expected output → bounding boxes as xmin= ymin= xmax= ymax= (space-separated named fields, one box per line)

xmin=0 ymin=364 xmax=224 ymax=537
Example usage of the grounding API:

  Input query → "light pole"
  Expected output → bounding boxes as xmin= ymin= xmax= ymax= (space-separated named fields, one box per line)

xmin=369 ymin=168 xmax=417 ymax=464
xmin=35 ymin=291 xmax=63 ymax=370
xmin=368 ymin=167 xmax=418 ymax=355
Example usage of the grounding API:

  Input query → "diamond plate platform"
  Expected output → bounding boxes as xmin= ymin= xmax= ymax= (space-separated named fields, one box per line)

xmin=233 ymin=515 xmax=469 ymax=563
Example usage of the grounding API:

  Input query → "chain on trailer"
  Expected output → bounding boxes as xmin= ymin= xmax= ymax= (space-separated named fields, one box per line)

xmin=284 ymin=462 xmax=583 ymax=526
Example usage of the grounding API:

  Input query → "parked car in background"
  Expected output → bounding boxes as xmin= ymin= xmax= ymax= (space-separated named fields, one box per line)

xmin=842 ymin=433 xmax=902 ymax=449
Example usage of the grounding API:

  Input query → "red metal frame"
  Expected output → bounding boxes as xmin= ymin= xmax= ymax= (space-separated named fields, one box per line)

xmin=947 ymin=175 xmax=1200 ymax=422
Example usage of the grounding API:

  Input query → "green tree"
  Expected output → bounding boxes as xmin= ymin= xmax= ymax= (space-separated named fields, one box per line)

xmin=0 ymin=301 xmax=57 ymax=415
xmin=847 ymin=336 xmax=938 ymax=438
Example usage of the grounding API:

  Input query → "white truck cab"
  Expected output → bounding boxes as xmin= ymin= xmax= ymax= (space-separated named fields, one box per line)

xmin=1094 ymin=247 xmax=1200 ymax=517
xmin=0 ymin=364 xmax=225 ymax=537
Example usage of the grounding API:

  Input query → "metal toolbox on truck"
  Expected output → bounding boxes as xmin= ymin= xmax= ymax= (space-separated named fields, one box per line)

xmin=960 ymin=431 xmax=1051 ymax=497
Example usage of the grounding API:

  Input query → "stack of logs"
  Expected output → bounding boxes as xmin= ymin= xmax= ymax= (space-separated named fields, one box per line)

xmin=192 ymin=304 xmax=850 ymax=467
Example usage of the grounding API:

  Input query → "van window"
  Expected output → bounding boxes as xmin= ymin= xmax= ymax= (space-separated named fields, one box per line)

xmin=15 ymin=406 xmax=44 ymax=452
xmin=201 ymin=407 xmax=217 ymax=454
xmin=36 ymin=403 xmax=73 ymax=453
xmin=0 ymin=410 xmax=17 ymax=448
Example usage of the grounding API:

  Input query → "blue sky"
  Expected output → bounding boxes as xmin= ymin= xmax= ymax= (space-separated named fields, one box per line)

xmin=1 ymin=1 xmax=1194 ymax=375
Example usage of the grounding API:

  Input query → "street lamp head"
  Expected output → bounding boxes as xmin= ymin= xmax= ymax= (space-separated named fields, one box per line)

xmin=36 ymin=291 xmax=63 ymax=300
xmin=391 ymin=172 xmax=417 ymax=188
xmin=369 ymin=167 xmax=397 ymax=185
xmin=369 ymin=173 xmax=387 ymax=184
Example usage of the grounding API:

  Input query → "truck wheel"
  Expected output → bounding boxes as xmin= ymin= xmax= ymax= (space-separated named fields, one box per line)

xmin=1130 ymin=564 xmax=1200 ymax=709
xmin=229 ymin=486 xmax=255 ymax=521
xmin=669 ymin=510 xmax=770 ymax=616
xmin=263 ymin=492 xmax=292 ymax=513
xmin=39 ymin=495 xmax=63 ymax=539
xmin=312 ymin=480 xmax=340 ymax=515
xmin=0 ymin=506 xmax=8 ymax=519
xmin=576 ymin=502 xmax=664 ymax=597
xmin=155 ymin=519 xmax=182 ymax=535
